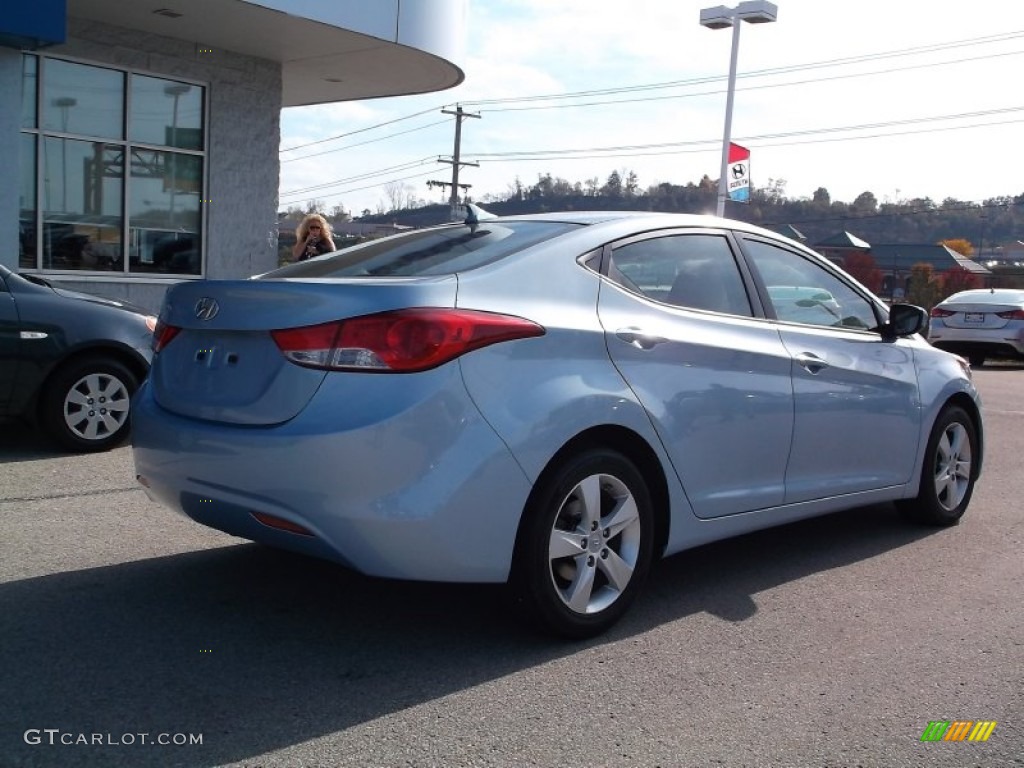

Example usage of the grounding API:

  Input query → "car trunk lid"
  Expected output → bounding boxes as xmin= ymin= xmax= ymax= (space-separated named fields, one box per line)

xmin=942 ymin=301 xmax=1020 ymax=329
xmin=151 ymin=277 xmax=458 ymax=425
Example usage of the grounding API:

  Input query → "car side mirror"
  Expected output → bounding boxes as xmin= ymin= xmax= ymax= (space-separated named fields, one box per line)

xmin=881 ymin=303 xmax=928 ymax=341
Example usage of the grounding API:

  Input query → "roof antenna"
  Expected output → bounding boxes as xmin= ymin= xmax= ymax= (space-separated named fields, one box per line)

xmin=464 ymin=203 xmax=496 ymax=230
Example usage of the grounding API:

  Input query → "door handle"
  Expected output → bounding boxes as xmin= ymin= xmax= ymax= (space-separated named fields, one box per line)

xmin=794 ymin=352 xmax=830 ymax=374
xmin=615 ymin=328 xmax=668 ymax=350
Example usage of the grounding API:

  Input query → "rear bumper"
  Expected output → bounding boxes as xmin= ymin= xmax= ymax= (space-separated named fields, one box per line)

xmin=131 ymin=369 xmax=533 ymax=583
xmin=928 ymin=325 xmax=1024 ymax=359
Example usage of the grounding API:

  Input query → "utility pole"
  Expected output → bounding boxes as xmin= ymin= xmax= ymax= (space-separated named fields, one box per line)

xmin=434 ymin=105 xmax=479 ymax=220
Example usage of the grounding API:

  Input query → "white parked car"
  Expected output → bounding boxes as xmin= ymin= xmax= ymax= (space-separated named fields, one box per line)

xmin=928 ymin=288 xmax=1024 ymax=367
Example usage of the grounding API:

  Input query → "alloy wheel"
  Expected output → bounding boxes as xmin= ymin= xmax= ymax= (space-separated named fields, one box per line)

xmin=547 ymin=472 xmax=643 ymax=615
xmin=932 ymin=421 xmax=973 ymax=513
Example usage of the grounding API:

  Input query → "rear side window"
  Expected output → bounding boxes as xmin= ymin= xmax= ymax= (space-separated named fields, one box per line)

xmin=264 ymin=221 xmax=580 ymax=278
xmin=608 ymin=234 xmax=753 ymax=316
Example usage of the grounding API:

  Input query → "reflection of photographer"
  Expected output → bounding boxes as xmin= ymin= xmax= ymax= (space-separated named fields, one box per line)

xmin=292 ymin=214 xmax=336 ymax=261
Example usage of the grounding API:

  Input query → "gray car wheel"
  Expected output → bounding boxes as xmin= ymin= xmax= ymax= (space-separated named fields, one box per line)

xmin=900 ymin=405 xmax=977 ymax=526
xmin=41 ymin=357 xmax=139 ymax=452
xmin=512 ymin=449 xmax=654 ymax=638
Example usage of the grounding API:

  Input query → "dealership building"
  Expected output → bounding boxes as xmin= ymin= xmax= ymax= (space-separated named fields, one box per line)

xmin=1 ymin=0 xmax=466 ymax=311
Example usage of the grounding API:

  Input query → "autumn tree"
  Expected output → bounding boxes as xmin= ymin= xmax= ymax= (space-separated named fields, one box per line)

xmin=906 ymin=262 xmax=942 ymax=309
xmin=842 ymin=252 xmax=883 ymax=293
xmin=940 ymin=268 xmax=983 ymax=297
xmin=939 ymin=238 xmax=974 ymax=257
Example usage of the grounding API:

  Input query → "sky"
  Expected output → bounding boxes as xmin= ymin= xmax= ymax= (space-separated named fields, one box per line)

xmin=278 ymin=0 xmax=1024 ymax=218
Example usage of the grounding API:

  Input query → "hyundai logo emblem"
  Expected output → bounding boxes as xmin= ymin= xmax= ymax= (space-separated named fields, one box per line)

xmin=194 ymin=297 xmax=220 ymax=321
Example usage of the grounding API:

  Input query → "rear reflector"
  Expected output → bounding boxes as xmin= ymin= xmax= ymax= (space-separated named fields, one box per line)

xmin=271 ymin=308 xmax=545 ymax=372
xmin=251 ymin=511 xmax=314 ymax=537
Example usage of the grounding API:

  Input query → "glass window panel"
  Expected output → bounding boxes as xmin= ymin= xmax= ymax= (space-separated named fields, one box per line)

xmin=19 ymin=134 xmax=37 ymax=270
xmin=129 ymin=149 xmax=202 ymax=275
xmin=21 ymin=54 xmax=38 ymax=129
xmin=743 ymin=239 xmax=880 ymax=330
xmin=130 ymin=75 xmax=204 ymax=149
xmin=42 ymin=138 xmax=123 ymax=271
xmin=42 ymin=59 xmax=124 ymax=140
xmin=610 ymin=235 xmax=753 ymax=316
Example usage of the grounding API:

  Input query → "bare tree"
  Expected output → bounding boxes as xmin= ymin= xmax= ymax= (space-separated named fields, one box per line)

xmin=383 ymin=182 xmax=414 ymax=212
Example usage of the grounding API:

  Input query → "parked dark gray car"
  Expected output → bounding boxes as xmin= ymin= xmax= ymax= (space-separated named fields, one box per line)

xmin=0 ymin=264 xmax=154 ymax=451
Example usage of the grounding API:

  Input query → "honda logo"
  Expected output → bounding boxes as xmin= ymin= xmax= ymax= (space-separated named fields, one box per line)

xmin=194 ymin=297 xmax=219 ymax=321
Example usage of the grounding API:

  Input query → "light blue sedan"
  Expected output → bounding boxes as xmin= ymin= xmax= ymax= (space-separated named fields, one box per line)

xmin=133 ymin=210 xmax=983 ymax=637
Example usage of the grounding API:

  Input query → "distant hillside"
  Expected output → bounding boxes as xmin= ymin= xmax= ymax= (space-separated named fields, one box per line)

xmin=352 ymin=182 xmax=1024 ymax=256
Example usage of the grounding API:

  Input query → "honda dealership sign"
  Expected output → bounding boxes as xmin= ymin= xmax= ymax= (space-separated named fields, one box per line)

xmin=727 ymin=142 xmax=750 ymax=203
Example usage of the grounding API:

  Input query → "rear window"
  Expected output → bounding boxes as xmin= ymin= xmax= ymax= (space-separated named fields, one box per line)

xmin=263 ymin=221 xmax=581 ymax=279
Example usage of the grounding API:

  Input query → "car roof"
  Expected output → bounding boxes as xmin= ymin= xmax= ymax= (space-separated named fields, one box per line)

xmin=484 ymin=210 xmax=796 ymax=242
xmin=497 ymin=210 xmax=728 ymax=226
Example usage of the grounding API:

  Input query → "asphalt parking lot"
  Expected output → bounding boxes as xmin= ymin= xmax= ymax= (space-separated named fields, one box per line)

xmin=1 ymin=365 xmax=1022 ymax=768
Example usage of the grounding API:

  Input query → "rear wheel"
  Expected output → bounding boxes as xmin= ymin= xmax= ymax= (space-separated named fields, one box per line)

xmin=899 ymin=405 xmax=977 ymax=526
xmin=40 ymin=357 xmax=139 ymax=452
xmin=511 ymin=449 xmax=654 ymax=639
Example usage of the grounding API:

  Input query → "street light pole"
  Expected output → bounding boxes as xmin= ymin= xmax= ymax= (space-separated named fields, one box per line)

xmin=717 ymin=20 xmax=743 ymax=218
xmin=700 ymin=1 xmax=778 ymax=218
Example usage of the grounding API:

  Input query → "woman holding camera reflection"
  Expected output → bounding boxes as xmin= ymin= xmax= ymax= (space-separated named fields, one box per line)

xmin=292 ymin=213 xmax=336 ymax=261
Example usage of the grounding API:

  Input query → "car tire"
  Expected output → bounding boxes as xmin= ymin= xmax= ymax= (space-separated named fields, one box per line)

xmin=40 ymin=357 xmax=139 ymax=452
xmin=511 ymin=449 xmax=655 ymax=639
xmin=899 ymin=405 xmax=978 ymax=526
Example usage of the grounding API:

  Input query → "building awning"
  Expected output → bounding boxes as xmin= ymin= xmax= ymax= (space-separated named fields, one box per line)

xmin=66 ymin=0 xmax=466 ymax=106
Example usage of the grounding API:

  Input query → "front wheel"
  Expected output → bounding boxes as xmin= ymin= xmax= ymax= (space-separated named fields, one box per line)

xmin=899 ymin=405 xmax=978 ymax=526
xmin=40 ymin=357 xmax=139 ymax=452
xmin=511 ymin=449 xmax=655 ymax=639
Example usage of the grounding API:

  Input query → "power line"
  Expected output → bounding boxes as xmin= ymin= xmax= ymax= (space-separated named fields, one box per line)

xmin=282 ymin=119 xmax=450 ymax=163
xmin=460 ymin=107 xmax=1024 ymax=162
xmin=279 ymin=169 xmax=440 ymax=204
xmin=460 ymin=30 xmax=1024 ymax=107
xmin=475 ymin=49 xmax=1024 ymax=114
xmin=279 ymin=106 xmax=439 ymax=152
xmin=276 ymin=29 xmax=1024 ymax=157
xmin=281 ymin=157 xmax=438 ymax=196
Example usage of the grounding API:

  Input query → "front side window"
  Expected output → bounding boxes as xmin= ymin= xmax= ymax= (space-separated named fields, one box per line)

xmin=608 ymin=233 xmax=753 ymax=316
xmin=20 ymin=54 xmax=205 ymax=277
xmin=742 ymin=239 xmax=880 ymax=330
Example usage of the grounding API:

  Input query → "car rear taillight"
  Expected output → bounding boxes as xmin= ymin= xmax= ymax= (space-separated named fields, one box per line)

xmin=996 ymin=309 xmax=1024 ymax=320
xmin=929 ymin=308 xmax=955 ymax=318
xmin=271 ymin=308 xmax=545 ymax=372
xmin=152 ymin=320 xmax=181 ymax=352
